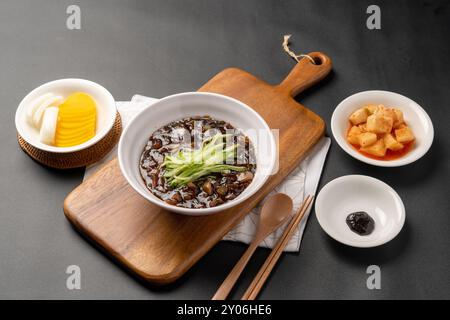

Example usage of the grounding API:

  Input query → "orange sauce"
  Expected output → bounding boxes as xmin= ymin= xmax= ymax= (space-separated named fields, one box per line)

xmin=347 ymin=122 xmax=415 ymax=161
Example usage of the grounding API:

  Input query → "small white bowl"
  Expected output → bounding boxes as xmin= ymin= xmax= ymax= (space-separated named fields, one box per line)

xmin=15 ymin=78 xmax=116 ymax=153
xmin=315 ymin=175 xmax=405 ymax=248
xmin=118 ymin=92 xmax=277 ymax=216
xmin=331 ymin=90 xmax=434 ymax=167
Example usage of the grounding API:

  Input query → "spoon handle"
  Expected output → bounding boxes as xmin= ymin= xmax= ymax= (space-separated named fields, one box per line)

xmin=241 ymin=195 xmax=312 ymax=300
xmin=211 ymin=241 xmax=259 ymax=300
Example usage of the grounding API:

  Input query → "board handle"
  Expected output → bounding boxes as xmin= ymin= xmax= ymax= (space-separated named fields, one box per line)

xmin=277 ymin=52 xmax=332 ymax=98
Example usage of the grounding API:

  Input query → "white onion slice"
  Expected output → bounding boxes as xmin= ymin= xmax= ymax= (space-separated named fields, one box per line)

xmin=32 ymin=95 xmax=63 ymax=128
xmin=26 ymin=93 xmax=54 ymax=126
xmin=39 ymin=107 xmax=59 ymax=145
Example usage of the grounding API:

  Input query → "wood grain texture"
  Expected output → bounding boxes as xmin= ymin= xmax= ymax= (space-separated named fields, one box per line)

xmin=64 ymin=52 xmax=332 ymax=284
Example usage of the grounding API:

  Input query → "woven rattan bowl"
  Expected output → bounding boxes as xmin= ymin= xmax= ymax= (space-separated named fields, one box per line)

xmin=15 ymin=79 xmax=121 ymax=169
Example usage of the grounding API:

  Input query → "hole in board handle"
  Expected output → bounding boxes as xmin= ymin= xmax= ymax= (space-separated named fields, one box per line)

xmin=311 ymin=55 xmax=323 ymax=65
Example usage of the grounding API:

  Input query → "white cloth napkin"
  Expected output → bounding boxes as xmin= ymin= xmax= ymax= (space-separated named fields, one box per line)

xmin=84 ymin=95 xmax=331 ymax=252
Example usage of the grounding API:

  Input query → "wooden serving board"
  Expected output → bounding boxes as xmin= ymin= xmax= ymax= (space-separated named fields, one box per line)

xmin=64 ymin=52 xmax=332 ymax=285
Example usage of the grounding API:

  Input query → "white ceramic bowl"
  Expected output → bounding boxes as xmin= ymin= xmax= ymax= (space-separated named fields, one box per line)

xmin=118 ymin=92 xmax=277 ymax=216
xmin=331 ymin=90 xmax=434 ymax=167
xmin=315 ymin=175 xmax=405 ymax=248
xmin=15 ymin=79 xmax=116 ymax=153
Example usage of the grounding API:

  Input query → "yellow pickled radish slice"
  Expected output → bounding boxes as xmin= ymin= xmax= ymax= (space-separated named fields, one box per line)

xmin=56 ymin=129 xmax=95 ymax=140
xmin=57 ymin=118 xmax=95 ymax=133
xmin=57 ymin=119 xmax=95 ymax=130
xmin=58 ymin=108 xmax=95 ymax=117
xmin=56 ymin=135 xmax=95 ymax=147
xmin=56 ymin=130 xmax=95 ymax=145
xmin=55 ymin=130 xmax=95 ymax=147
xmin=56 ymin=116 xmax=96 ymax=131
xmin=56 ymin=125 xmax=95 ymax=138
xmin=58 ymin=92 xmax=96 ymax=111
xmin=55 ymin=92 xmax=97 ymax=147
xmin=56 ymin=134 xmax=95 ymax=143
xmin=56 ymin=114 xmax=96 ymax=124
xmin=55 ymin=131 xmax=95 ymax=147
xmin=39 ymin=107 xmax=59 ymax=145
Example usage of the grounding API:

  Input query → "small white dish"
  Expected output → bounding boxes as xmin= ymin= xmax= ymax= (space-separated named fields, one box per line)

xmin=331 ymin=90 xmax=434 ymax=167
xmin=118 ymin=92 xmax=277 ymax=216
xmin=315 ymin=175 xmax=405 ymax=248
xmin=15 ymin=78 xmax=116 ymax=153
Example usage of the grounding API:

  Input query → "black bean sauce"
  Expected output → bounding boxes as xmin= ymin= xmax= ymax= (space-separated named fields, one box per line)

xmin=139 ymin=116 xmax=256 ymax=208
xmin=346 ymin=211 xmax=375 ymax=236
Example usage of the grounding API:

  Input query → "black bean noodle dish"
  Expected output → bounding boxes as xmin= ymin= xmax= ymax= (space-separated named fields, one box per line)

xmin=139 ymin=116 xmax=256 ymax=208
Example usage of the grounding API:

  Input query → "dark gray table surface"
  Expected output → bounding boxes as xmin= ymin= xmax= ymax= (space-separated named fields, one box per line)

xmin=1 ymin=0 xmax=449 ymax=299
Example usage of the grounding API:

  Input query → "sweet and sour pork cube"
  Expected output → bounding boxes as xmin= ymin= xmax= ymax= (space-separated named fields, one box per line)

xmin=366 ymin=113 xmax=394 ymax=134
xmin=375 ymin=107 xmax=404 ymax=129
xmin=347 ymin=104 xmax=413 ymax=159
xmin=360 ymin=139 xmax=387 ymax=157
xmin=347 ymin=126 xmax=362 ymax=145
xmin=358 ymin=123 xmax=367 ymax=132
xmin=383 ymin=133 xmax=404 ymax=151
xmin=349 ymin=108 xmax=369 ymax=125
xmin=364 ymin=104 xmax=380 ymax=115
xmin=358 ymin=132 xmax=377 ymax=147
xmin=375 ymin=106 xmax=395 ymax=118
xmin=395 ymin=126 xmax=415 ymax=143
xmin=393 ymin=109 xmax=404 ymax=128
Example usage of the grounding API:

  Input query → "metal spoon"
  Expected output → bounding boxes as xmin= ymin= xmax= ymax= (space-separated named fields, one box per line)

xmin=212 ymin=193 xmax=293 ymax=300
